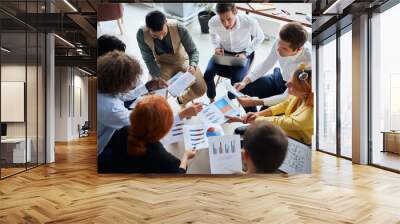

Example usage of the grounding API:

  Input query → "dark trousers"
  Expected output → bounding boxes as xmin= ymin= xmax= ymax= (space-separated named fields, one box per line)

xmin=241 ymin=67 xmax=287 ymax=112
xmin=204 ymin=52 xmax=255 ymax=99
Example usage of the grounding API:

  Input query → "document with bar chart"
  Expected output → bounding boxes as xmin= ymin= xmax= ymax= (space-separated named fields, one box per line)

xmin=199 ymin=96 xmax=241 ymax=125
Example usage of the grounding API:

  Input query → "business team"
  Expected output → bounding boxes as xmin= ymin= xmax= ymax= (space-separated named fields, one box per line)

xmin=97 ymin=3 xmax=313 ymax=174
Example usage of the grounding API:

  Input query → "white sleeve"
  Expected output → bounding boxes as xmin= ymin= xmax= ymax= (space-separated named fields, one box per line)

xmin=247 ymin=42 xmax=278 ymax=82
xmin=245 ymin=18 xmax=264 ymax=56
xmin=209 ymin=19 xmax=221 ymax=49
xmin=101 ymin=103 xmax=131 ymax=129
xmin=262 ymin=89 xmax=289 ymax=107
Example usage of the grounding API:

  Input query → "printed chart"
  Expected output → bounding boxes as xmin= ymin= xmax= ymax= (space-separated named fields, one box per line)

xmin=278 ymin=138 xmax=312 ymax=174
xmin=199 ymin=96 xmax=241 ymax=124
xmin=167 ymin=72 xmax=195 ymax=97
xmin=161 ymin=120 xmax=184 ymax=145
xmin=183 ymin=125 xmax=209 ymax=150
xmin=208 ymin=135 xmax=242 ymax=174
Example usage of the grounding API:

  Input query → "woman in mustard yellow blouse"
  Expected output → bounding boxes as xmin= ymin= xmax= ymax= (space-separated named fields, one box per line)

xmin=227 ymin=67 xmax=313 ymax=145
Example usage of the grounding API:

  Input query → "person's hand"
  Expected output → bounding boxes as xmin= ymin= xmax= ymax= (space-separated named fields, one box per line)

xmin=242 ymin=112 xmax=258 ymax=124
xmin=235 ymin=53 xmax=246 ymax=59
xmin=215 ymin=48 xmax=224 ymax=56
xmin=145 ymin=77 xmax=168 ymax=92
xmin=234 ymin=81 xmax=247 ymax=91
xmin=184 ymin=149 xmax=196 ymax=160
xmin=187 ymin=65 xmax=196 ymax=74
xmin=180 ymin=103 xmax=203 ymax=119
xmin=237 ymin=96 xmax=263 ymax=108
xmin=225 ymin=115 xmax=244 ymax=123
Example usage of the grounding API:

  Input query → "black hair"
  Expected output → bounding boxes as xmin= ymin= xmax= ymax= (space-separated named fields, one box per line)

xmin=243 ymin=120 xmax=288 ymax=173
xmin=97 ymin=35 xmax=126 ymax=57
xmin=145 ymin=10 xmax=167 ymax=31
xmin=216 ymin=3 xmax=236 ymax=14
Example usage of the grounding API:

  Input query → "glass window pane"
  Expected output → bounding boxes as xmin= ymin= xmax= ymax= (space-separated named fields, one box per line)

xmin=340 ymin=29 xmax=352 ymax=158
xmin=318 ymin=37 xmax=337 ymax=154
xmin=371 ymin=3 xmax=400 ymax=171
xmin=1 ymin=31 xmax=28 ymax=177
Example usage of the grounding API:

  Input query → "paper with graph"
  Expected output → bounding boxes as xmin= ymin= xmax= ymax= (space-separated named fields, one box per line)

xmin=208 ymin=135 xmax=243 ymax=174
xmin=199 ymin=96 xmax=241 ymax=125
xmin=161 ymin=119 xmax=185 ymax=145
xmin=183 ymin=125 xmax=209 ymax=150
xmin=278 ymin=138 xmax=312 ymax=174
xmin=167 ymin=72 xmax=195 ymax=97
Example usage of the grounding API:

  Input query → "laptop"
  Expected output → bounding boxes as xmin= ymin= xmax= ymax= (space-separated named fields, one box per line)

xmin=212 ymin=53 xmax=247 ymax=67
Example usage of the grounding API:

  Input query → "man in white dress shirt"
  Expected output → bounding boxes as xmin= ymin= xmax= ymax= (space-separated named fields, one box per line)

xmin=234 ymin=22 xmax=311 ymax=112
xmin=204 ymin=3 xmax=264 ymax=101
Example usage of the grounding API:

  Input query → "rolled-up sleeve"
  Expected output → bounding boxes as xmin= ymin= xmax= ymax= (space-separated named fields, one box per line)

xmin=209 ymin=18 xmax=221 ymax=49
xmin=137 ymin=29 xmax=161 ymax=77
xmin=177 ymin=24 xmax=199 ymax=67
xmin=245 ymin=17 xmax=264 ymax=56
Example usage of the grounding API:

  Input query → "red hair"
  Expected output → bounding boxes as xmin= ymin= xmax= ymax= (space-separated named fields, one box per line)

xmin=127 ymin=95 xmax=173 ymax=155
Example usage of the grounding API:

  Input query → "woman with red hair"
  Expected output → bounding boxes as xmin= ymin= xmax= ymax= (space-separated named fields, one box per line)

xmin=99 ymin=95 xmax=196 ymax=173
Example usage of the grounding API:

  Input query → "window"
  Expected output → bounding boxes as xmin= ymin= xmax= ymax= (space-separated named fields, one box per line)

xmin=370 ymin=3 xmax=400 ymax=171
xmin=317 ymin=36 xmax=337 ymax=154
xmin=339 ymin=28 xmax=352 ymax=158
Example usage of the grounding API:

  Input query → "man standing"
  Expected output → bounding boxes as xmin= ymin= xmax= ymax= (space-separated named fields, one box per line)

xmin=137 ymin=10 xmax=206 ymax=105
xmin=204 ymin=3 xmax=264 ymax=102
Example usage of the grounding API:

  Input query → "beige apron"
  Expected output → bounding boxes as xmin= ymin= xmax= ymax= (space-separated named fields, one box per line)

xmin=143 ymin=21 xmax=206 ymax=104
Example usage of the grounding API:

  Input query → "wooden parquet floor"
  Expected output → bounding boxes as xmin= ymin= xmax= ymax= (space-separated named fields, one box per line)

xmin=1 ymin=135 xmax=400 ymax=224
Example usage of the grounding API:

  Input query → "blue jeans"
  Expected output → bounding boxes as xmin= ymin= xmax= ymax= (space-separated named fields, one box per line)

xmin=241 ymin=67 xmax=287 ymax=112
xmin=204 ymin=52 xmax=255 ymax=99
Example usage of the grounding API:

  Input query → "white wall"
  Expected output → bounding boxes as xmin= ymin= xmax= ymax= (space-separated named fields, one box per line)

xmin=54 ymin=67 xmax=89 ymax=141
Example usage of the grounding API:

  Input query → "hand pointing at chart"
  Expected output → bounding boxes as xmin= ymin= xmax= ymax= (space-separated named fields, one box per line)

xmin=179 ymin=103 xmax=203 ymax=119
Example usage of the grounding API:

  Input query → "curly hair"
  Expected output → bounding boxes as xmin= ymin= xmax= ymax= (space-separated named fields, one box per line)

xmin=97 ymin=51 xmax=142 ymax=95
xmin=127 ymin=95 xmax=174 ymax=156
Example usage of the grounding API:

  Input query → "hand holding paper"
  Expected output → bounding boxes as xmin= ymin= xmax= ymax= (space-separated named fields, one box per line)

xmin=224 ymin=80 xmax=245 ymax=97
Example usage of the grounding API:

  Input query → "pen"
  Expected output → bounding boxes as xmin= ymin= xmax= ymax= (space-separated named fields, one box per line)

xmin=281 ymin=9 xmax=291 ymax=15
xmin=295 ymin=12 xmax=307 ymax=16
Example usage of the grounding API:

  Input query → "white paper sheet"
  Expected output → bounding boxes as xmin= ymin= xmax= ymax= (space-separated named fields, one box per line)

xmin=278 ymin=138 xmax=312 ymax=174
xmin=160 ymin=119 xmax=185 ymax=145
xmin=199 ymin=96 xmax=241 ymax=125
xmin=223 ymin=79 xmax=245 ymax=97
xmin=152 ymin=88 xmax=168 ymax=98
xmin=183 ymin=124 xmax=209 ymax=150
xmin=208 ymin=135 xmax=243 ymax=174
xmin=125 ymin=84 xmax=148 ymax=101
xmin=167 ymin=72 xmax=196 ymax=97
